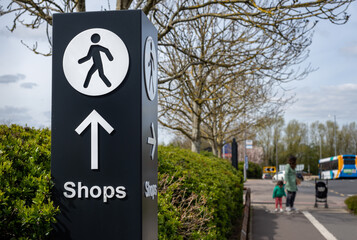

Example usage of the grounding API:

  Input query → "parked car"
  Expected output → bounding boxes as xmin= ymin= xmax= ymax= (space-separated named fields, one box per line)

xmin=262 ymin=173 xmax=272 ymax=179
xmin=273 ymin=171 xmax=285 ymax=181
xmin=273 ymin=171 xmax=304 ymax=182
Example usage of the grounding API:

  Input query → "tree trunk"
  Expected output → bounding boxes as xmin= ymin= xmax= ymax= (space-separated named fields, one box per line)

xmin=210 ymin=140 xmax=218 ymax=156
xmin=75 ymin=0 xmax=86 ymax=12
xmin=116 ymin=0 xmax=134 ymax=10
xmin=211 ymin=140 xmax=223 ymax=158
xmin=191 ymin=138 xmax=201 ymax=153
xmin=191 ymin=102 xmax=201 ymax=153
xmin=217 ymin=144 xmax=222 ymax=158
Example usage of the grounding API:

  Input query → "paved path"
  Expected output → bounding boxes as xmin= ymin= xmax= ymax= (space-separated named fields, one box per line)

xmin=252 ymin=208 xmax=325 ymax=240
xmin=246 ymin=179 xmax=357 ymax=240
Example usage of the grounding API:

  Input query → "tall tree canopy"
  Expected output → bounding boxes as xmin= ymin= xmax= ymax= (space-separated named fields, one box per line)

xmin=1 ymin=0 xmax=354 ymax=153
xmin=1 ymin=0 xmax=352 ymax=55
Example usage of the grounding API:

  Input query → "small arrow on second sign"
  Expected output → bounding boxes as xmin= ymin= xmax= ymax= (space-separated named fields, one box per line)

xmin=75 ymin=110 xmax=114 ymax=170
xmin=147 ymin=123 xmax=156 ymax=160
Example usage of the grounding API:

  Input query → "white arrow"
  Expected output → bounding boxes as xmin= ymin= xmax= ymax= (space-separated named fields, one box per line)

xmin=75 ymin=110 xmax=114 ymax=170
xmin=147 ymin=123 xmax=156 ymax=160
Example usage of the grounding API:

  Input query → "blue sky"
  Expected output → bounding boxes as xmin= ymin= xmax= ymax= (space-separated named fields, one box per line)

xmin=0 ymin=2 xmax=356 ymax=143
xmin=284 ymin=2 xmax=357 ymax=126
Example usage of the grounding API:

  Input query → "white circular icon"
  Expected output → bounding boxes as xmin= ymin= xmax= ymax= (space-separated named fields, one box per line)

xmin=63 ymin=28 xmax=129 ymax=96
xmin=144 ymin=36 xmax=157 ymax=101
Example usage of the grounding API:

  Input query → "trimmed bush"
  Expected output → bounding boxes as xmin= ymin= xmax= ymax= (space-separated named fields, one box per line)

xmin=0 ymin=125 xmax=59 ymax=239
xmin=238 ymin=161 xmax=262 ymax=179
xmin=345 ymin=195 xmax=357 ymax=215
xmin=247 ymin=162 xmax=262 ymax=179
xmin=158 ymin=146 xmax=243 ymax=239
xmin=1 ymin=125 xmax=243 ymax=239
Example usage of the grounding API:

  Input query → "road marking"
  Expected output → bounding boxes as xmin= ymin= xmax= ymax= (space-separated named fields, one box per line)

xmin=302 ymin=211 xmax=337 ymax=240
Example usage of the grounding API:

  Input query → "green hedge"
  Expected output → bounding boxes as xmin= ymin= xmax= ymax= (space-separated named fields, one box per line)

xmin=238 ymin=161 xmax=262 ymax=179
xmin=0 ymin=125 xmax=58 ymax=239
xmin=345 ymin=195 xmax=357 ymax=215
xmin=0 ymin=125 xmax=243 ymax=239
xmin=158 ymin=146 xmax=243 ymax=239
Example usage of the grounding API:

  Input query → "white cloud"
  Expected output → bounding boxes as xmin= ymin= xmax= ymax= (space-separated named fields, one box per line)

xmin=341 ymin=42 xmax=357 ymax=56
xmin=285 ymin=83 xmax=357 ymax=124
xmin=0 ymin=74 xmax=25 ymax=84
xmin=20 ymin=82 xmax=38 ymax=89
xmin=0 ymin=106 xmax=33 ymax=125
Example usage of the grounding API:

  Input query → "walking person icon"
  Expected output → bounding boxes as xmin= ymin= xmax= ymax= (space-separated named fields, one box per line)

xmin=144 ymin=36 xmax=157 ymax=101
xmin=63 ymin=28 xmax=129 ymax=96
xmin=78 ymin=33 xmax=113 ymax=88
xmin=148 ymin=41 xmax=155 ymax=94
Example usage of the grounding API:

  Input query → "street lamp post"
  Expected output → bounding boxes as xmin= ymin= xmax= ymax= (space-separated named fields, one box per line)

xmin=275 ymin=137 xmax=278 ymax=175
xmin=334 ymin=115 xmax=337 ymax=156
xmin=319 ymin=135 xmax=322 ymax=159
xmin=329 ymin=114 xmax=337 ymax=156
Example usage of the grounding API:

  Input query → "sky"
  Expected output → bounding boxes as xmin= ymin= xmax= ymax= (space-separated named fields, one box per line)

xmin=0 ymin=2 xmax=357 ymax=143
xmin=283 ymin=2 xmax=357 ymax=126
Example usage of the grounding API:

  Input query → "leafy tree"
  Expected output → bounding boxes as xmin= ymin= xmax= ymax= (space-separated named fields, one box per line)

xmin=325 ymin=120 xmax=338 ymax=156
xmin=310 ymin=121 xmax=325 ymax=159
xmin=256 ymin=119 xmax=274 ymax=165
xmin=283 ymin=120 xmax=309 ymax=158
xmin=257 ymin=119 xmax=357 ymax=175
xmin=347 ymin=122 xmax=357 ymax=153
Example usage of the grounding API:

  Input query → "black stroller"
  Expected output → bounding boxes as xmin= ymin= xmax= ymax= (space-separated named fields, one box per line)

xmin=314 ymin=179 xmax=328 ymax=208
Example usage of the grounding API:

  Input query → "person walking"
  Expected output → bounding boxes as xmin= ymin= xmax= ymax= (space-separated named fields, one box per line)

xmin=272 ymin=180 xmax=286 ymax=212
xmin=284 ymin=155 xmax=298 ymax=212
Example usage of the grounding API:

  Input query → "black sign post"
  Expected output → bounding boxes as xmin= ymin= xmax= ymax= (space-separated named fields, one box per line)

xmin=231 ymin=138 xmax=238 ymax=170
xmin=51 ymin=11 xmax=158 ymax=239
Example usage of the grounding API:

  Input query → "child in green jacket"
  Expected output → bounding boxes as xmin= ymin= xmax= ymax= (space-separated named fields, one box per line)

xmin=272 ymin=180 xmax=286 ymax=212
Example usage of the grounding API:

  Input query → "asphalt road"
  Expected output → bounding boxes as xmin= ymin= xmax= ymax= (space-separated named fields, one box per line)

xmin=326 ymin=179 xmax=357 ymax=197
xmin=312 ymin=211 xmax=357 ymax=240
xmin=277 ymin=178 xmax=357 ymax=202
xmin=246 ymin=179 xmax=357 ymax=240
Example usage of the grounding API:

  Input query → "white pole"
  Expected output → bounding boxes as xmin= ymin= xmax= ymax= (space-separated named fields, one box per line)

xmin=320 ymin=135 xmax=322 ymax=159
xmin=334 ymin=115 xmax=337 ymax=156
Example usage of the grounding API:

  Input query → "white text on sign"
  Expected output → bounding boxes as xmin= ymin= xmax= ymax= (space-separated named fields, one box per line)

xmin=144 ymin=181 xmax=157 ymax=200
xmin=63 ymin=181 xmax=126 ymax=203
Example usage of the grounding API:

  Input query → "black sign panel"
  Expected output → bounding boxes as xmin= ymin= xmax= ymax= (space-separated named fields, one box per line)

xmin=51 ymin=11 xmax=157 ymax=239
